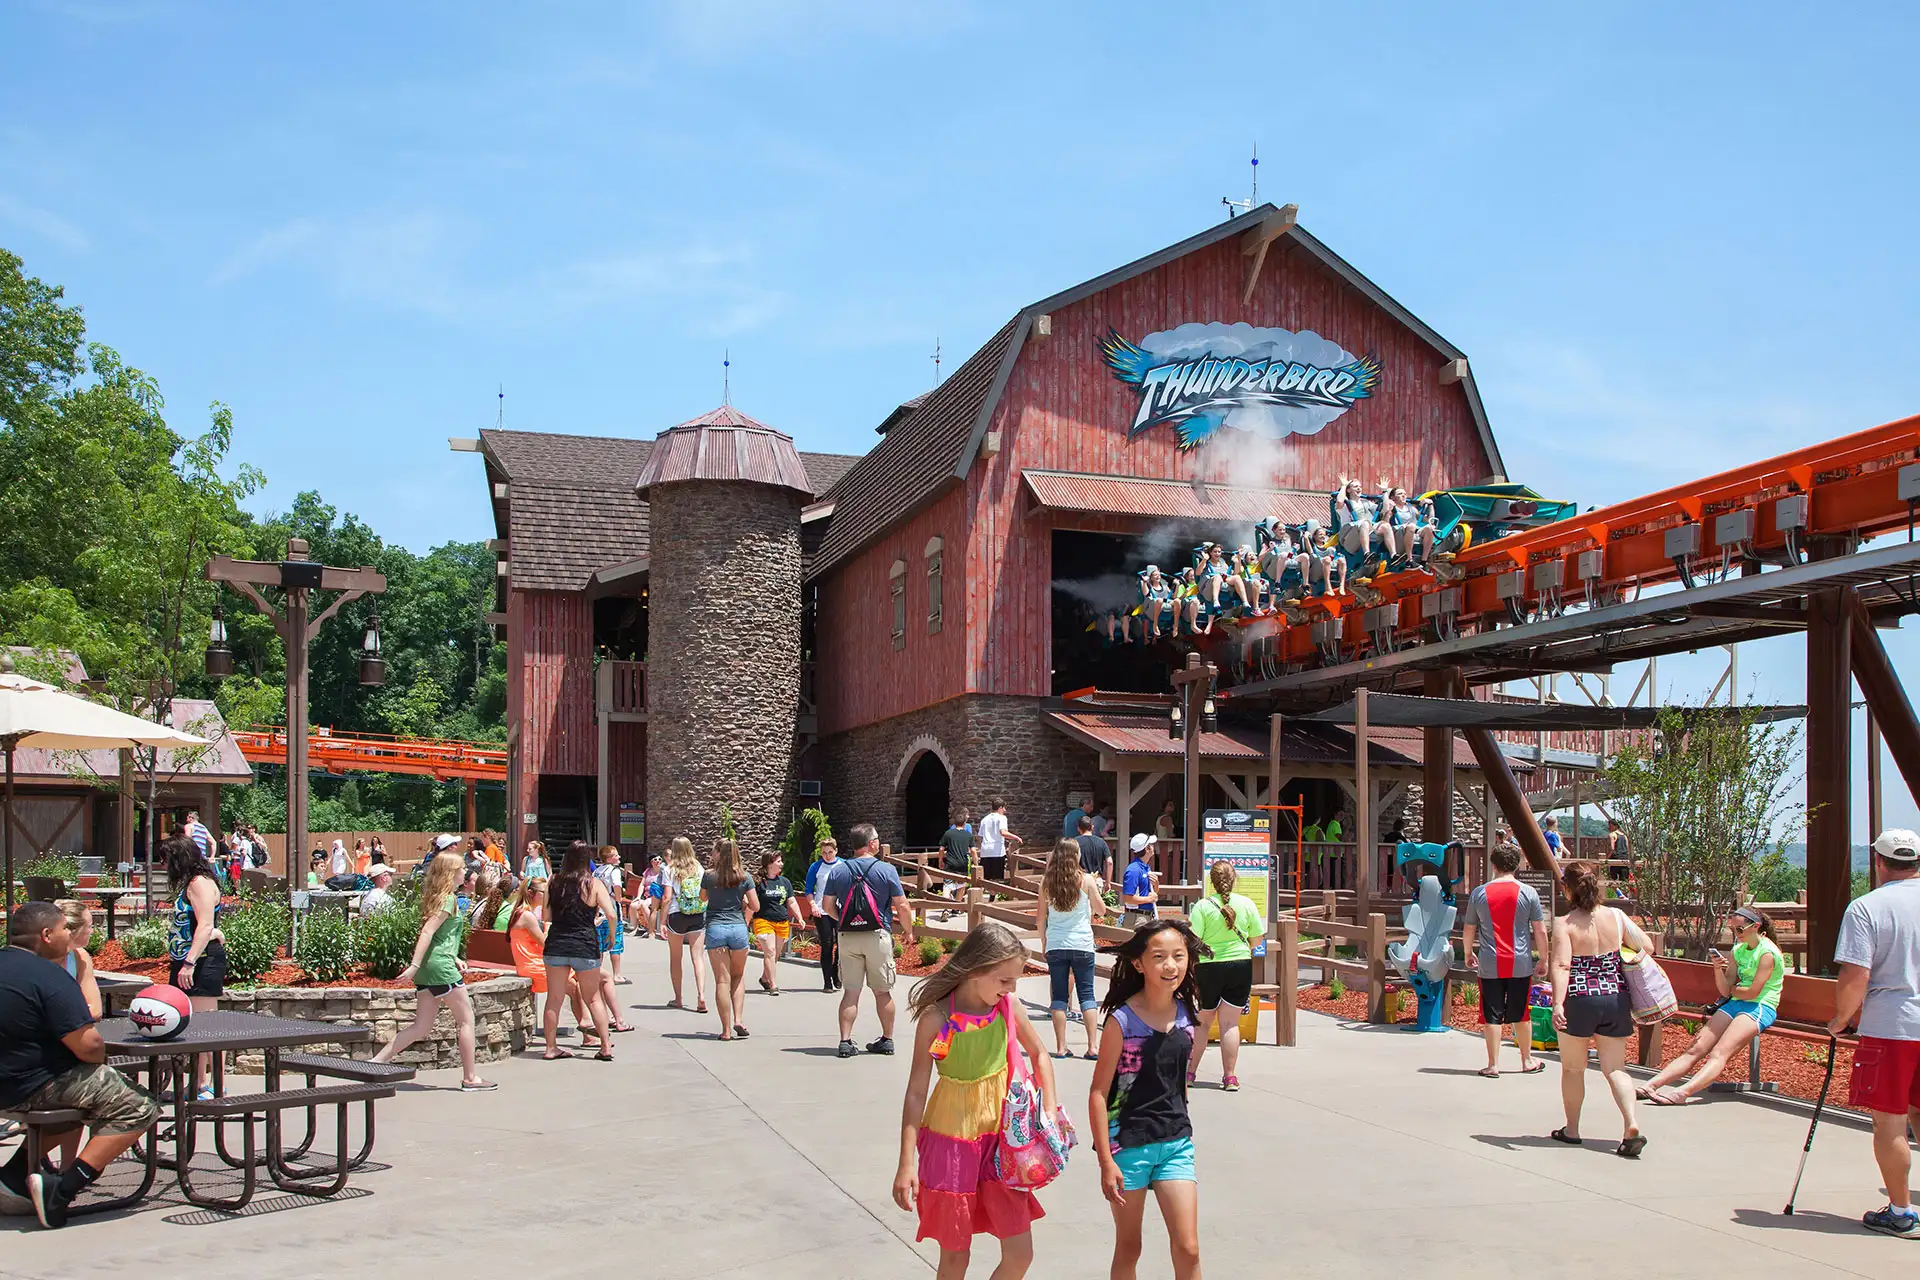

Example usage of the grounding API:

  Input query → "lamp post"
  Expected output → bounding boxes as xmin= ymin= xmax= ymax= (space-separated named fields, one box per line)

xmin=1169 ymin=653 xmax=1218 ymax=884
xmin=204 ymin=538 xmax=386 ymax=885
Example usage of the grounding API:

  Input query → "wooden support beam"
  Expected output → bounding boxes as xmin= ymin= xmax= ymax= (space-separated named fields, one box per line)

xmin=1462 ymin=727 xmax=1559 ymax=878
xmin=1849 ymin=593 xmax=1920 ymax=814
xmin=1806 ymin=587 xmax=1854 ymax=973
xmin=1239 ymin=203 xmax=1297 ymax=303
xmin=1353 ymin=687 xmax=1371 ymax=921
xmin=1422 ymin=669 xmax=1455 ymax=843
xmin=1438 ymin=357 xmax=1469 ymax=385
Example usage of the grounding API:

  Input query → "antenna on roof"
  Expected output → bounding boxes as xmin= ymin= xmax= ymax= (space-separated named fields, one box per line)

xmin=931 ymin=333 xmax=941 ymax=388
xmin=496 ymin=384 xmax=505 ymax=429
xmin=1222 ymin=143 xmax=1258 ymax=219
xmin=723 ymin=349 xmax=731 ymax=406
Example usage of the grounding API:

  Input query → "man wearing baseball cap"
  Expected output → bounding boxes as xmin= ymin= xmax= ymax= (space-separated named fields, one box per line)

xmin=1830 ymin=827 xmax=1920 ymax=1237
xmin=1121 ymin=833 xmax=1159 ymax=929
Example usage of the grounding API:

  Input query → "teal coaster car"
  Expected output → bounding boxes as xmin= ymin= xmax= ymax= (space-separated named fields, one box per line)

xmin=1424 ymin=483 xmax=1579 ymax=558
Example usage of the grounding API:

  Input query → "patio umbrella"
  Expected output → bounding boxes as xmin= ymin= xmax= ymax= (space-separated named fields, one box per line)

xmin=0 ymin=664 xmax=208 ymax=921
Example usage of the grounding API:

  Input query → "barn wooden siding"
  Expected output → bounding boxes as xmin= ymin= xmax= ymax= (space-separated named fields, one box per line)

xmin=965 ymin=235 xmax=1496 ymax=699
xmin=510 ymin=590 xmax=596 ymax=823
xmin=607 ymin=719 xmax=646 ymax=815
xmin=816 ymin=488 xmax=967 ymax=735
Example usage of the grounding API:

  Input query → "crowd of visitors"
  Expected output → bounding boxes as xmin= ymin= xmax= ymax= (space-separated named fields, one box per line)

xmin=7 ymin=799 xmax=1920 ymax=1255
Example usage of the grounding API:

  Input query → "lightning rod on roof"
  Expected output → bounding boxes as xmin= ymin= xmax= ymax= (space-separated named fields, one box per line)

xmin=723 ymin=349 xmax=731 ymax=406
xmin=931 ymin=333 xmax=941 ymax=388
xmin=496 ymin=384 xmax=505 ymax=429
xmin=1222 ymin=143 xmax=1258 ymax=218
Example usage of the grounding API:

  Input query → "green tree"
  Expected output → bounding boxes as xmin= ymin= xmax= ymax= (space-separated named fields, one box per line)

xmin=1605 ymin=706 xmax=1808 ymax=958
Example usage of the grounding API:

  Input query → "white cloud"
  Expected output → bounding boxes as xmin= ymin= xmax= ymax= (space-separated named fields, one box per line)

xmin=206 ymin=209 xmax=780 ymax=334
xmin=0 ymin=192 xmax=90 ymax=253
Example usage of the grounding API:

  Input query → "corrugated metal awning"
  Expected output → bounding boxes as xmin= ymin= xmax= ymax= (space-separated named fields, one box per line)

xmin=1022 ymin=470 xmax=1326 ymax=525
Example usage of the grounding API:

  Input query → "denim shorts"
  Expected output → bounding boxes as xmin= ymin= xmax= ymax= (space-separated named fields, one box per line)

xmin=1112 ymin=1136 xmax=1196 ymax=1191
xmin=543 ymin=954 xmax=602 ymax=971
xmin=1047 ymin=949 xmax=1096 ymax=1011
xmin=1719 ymin=999 xmax=1778 ymax=1031
xmin=705 ymin=918 xmax=751 ymax=952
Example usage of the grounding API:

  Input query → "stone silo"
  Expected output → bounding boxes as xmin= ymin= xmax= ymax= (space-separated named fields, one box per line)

xmin=635 ymin=407 xmax=811 ymax=858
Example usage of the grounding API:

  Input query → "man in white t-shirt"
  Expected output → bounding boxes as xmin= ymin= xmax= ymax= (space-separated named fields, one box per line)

xmin=977 ymin=799 xmax=1022 ymax=883
xmin=1831 ymin=828 xmax=1920 ymax=1238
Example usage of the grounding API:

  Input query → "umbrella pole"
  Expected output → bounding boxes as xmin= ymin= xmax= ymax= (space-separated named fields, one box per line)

xmin=4 ymin=739 xmax=15 ymax=925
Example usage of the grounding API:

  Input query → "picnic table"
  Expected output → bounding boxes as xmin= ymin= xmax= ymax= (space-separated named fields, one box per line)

xmin=99 ymin=1010 xmax=402 ymax=1211
xmin=95 ymin=973 xmax=148 ymax=1013
xmin=79 ymin=886 xmax=139 ymax=940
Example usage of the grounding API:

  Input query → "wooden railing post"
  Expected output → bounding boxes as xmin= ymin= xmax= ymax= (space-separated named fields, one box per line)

xmin=1365 ymin=912 xmax=1388 ymax=1024
xmin=967 ymin=885 xmax=982 ymax=933
xmin=1277 ymin=918 xmax=1298 ymax=1047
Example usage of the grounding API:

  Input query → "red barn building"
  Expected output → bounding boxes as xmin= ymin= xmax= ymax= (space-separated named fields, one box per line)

xmin=469 ymin=207 xmax=1515 ymax=858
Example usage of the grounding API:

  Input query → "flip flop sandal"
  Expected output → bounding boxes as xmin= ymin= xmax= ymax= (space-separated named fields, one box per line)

xmin=1549 ymin=1128 xmax=1582 ymax=1145
xmin=1082 ymin=1052 xmax=1099 ymax=1060
xmin=1478 ymin=1067 xmax=1502 ymax=1079
xmin=734 ymin=1026 xmax=751 ymax=1038
xmin=610 ymin=1023 xmax=637 ymax=1033
xmin=1617 ymin=1134 xmax=1648 ymax=1159
xmin=1520 ymin=1062 xmax=1546 ymax=1074
xmin=542 ymin=1051 xmax=575 ymax=1061
xmin=594 ymin=1051 xmax=614 ymax=1062
xmin=1051 ymin=1051 xmax=1072 ymax=1060
xmin=667 ymin=998 xmax=683 ymax=1009
xmin=696 ymin=1004 xmax=709 ymax=1014
xmin=1650 ymin=1089 xmax=1694 ymax=1106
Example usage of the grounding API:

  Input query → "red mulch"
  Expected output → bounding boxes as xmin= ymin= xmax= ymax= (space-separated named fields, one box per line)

xmin=1295 ymin=982 xmax=1851 ymax=1104
xmin=95 ymin=941 xmax=414 ymax=990
xmin=787 ymin=938 xmax=951 ymax=977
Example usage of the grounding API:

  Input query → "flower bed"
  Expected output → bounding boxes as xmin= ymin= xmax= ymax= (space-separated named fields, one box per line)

xmin=1296 ymin=982 xmax=1852 ymax=1104
xmin=96 ymin=940 xmax=413 ymax=990
xmin=787 ymin=937 xmax=953 ymax=977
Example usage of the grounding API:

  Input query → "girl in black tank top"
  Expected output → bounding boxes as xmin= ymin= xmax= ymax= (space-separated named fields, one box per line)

xmin=544 ymin=875 xmax=600 ymax=960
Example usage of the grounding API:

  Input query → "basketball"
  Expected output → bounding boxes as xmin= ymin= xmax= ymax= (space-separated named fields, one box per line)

xmin=127 ymin=984 xmax=193 ymax=1040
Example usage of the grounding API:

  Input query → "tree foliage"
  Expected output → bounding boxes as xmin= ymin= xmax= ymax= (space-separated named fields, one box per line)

xmin=1604 ymin=706 xmax=1808 ymax=958
xmin=0 ymin=247 xmax=506 ymax=834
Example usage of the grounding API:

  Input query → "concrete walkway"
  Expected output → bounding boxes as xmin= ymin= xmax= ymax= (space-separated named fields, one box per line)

xmin=3 ymin=936 xmax=1912 ymax=1277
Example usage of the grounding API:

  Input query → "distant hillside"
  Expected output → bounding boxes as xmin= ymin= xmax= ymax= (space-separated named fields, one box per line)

xmin=1781 ymin=843 xmax=1870 ymax=872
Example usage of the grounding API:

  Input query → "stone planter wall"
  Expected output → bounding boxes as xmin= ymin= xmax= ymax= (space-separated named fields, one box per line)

xmin=213 ymin=975 xmax=533 ymax=1073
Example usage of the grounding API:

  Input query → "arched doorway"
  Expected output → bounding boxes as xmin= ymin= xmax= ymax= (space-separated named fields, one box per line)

xmin=902 ymin=751 xmax=951 ymax=849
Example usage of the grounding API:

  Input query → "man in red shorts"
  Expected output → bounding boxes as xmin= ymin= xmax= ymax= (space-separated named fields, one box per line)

xmin=1831 ymin=828 xmax=1920 ymax=1237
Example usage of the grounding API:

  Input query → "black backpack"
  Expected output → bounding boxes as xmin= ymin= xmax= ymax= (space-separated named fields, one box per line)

xmin=837 ymin=858 xmax=889 ymax=932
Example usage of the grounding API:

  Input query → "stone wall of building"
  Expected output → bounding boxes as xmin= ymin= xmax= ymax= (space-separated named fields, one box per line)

xmin=815 ymin=694 xmax=1100 ymax=852
xmin=646 ymin=479 xmax=803 ymax=856
xmin=1402 ymin=780 xmax=1491 ymax=847
xmin=213 ymin=975 xmax=533 ymax=1074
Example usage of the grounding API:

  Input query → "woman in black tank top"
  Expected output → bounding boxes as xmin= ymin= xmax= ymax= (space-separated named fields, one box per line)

xmin=541 ymin=842 xmax=619 ymax=1060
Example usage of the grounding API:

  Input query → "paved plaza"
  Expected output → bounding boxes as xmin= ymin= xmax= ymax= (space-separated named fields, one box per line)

xmin=3 ymin=938 xmax=1912 ymax=1278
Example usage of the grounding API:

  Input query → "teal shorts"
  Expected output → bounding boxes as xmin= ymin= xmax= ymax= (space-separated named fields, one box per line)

xmin=1719 ymin=999 xmax=1777 ymax=1031
xmin=1112 ymin=1136 xmax=1196 ymax=1191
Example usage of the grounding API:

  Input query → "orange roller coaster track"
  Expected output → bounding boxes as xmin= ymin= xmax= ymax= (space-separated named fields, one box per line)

xmin=233 ymin=727 xmax=507 ymax=782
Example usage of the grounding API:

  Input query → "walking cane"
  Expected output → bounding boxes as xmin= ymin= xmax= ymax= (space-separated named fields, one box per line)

xmin=1784 ymin=1034 xmax=1839 ymax=1216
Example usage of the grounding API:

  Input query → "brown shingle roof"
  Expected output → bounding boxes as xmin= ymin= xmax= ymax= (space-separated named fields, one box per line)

xmin=635 ymin=415 xmax=814 ymax=497
xmin=481 ymin=426 xmax=859 ymax=592
xmin=811 ymin=318 xmax=1019 ymax=577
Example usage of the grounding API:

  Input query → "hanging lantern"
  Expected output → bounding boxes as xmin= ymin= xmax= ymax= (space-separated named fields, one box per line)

xmin=359 ymin=612 xmax=386 ymax=686
xmin=1167 ymin=698 xmax=1184 ymax=740
xmin=1201 ymin=695 xmax=1219 ymax=734
xmin=204 ymin=605 xmax=233 ymax=679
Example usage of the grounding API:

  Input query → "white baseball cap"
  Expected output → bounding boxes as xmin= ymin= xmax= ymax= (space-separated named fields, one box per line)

xmin=369 ymin=863 xmax=395 ymax=880
xmin=430 ymin=833 xmax=461 ymax=853
xmin=1871 ymin=829 xmax=1920 ymax=863
xmin=1129 ymin=832 xmax=1157 ymax=853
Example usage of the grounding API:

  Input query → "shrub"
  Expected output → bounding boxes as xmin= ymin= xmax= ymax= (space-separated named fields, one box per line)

xmin=121 ymin=916 xmax=170 ymax=961
xmin=22 ymin=854 xmax=80 ymax=884
xmin=1459 ymin=980 xmax=1479 ymax=1008
xmin=222 ymin=900 xmax=290 ymax=984
xmin=356 ymin=900 xmax=422 ymax=980
xmin=892 ymin=937 xmax=904 ymax=959
xmin=85 ymin=925 xmax=106 ymax=957
xmin=942 ymin=937 xmax=959 ymax=954
xmin=1327 ymin=974 xmax=1347 ymax=1000
xmin=917 ymin=937 xmax=943 ymax=967
xmin=293 ymin=909 xmax=355 ymax=982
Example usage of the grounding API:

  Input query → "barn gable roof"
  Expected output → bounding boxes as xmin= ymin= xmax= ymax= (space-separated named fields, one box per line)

xmin=809 ymin=206 xmax=1502 ymax=579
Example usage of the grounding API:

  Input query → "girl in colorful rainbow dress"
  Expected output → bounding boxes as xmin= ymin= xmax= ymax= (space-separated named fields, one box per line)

xmin=1090 ymin=919 xmax=1206 ymax=1280
xmin=894 ymin=921 xmax=1062 ymax=1279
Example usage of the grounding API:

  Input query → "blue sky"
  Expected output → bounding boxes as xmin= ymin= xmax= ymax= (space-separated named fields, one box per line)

xmin=5 ymin=2 xmax=1918 ymax=831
